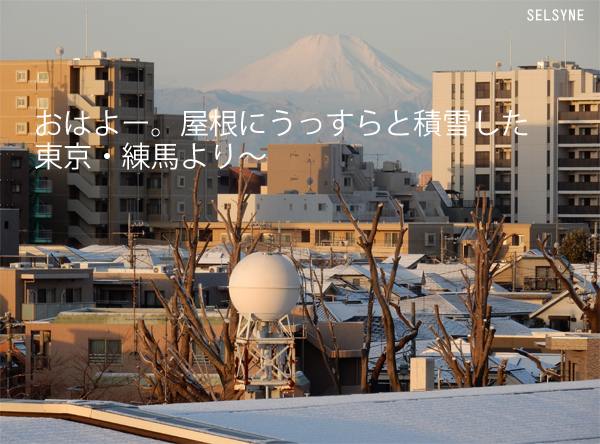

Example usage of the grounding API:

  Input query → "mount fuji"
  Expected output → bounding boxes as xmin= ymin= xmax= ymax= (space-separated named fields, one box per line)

xmin=202 ymin=34 xmax=431 ymax=112
xmin=156 ymin=35 xmax=434 ymax=172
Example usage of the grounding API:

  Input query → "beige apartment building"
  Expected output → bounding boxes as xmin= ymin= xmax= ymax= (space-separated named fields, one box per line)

xmin=432 ymin=60 xmax=600 ymax=226
xmin=0 ymin=53 xmax=218 ymax=247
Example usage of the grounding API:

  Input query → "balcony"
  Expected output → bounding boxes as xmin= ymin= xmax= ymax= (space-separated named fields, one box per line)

xmin=495 ymin=89 xmax=512 ymax=99
xmin=87 ymin=159 xmax=109 ymax=172
xmin=558 ymin=182 xmax=600 ymax=191
xmin=558 ymin=111 xmax=600 ymax=121
xmin=31 ymin=228 xmax=52 ymax=243
xmin=33 ymin=203 xmax=52 ymax=218
xmin=495 ymin=158 xmax=511 ymax=168
xmin=558 ymin=158 xmax=600 ymax=168
xmin=33 ymin=179 xmax=52 ymax=193
xmin=558 ymin=135 xmax=600 ymax=144
xmin=558 ymin=205 xmax=600 ymax=215
xmin=496 ymin=205 xmax=511 ymax=214
xmin=495 ymin=112 xmax=511 ymax=122
xmin=22 ymin=302 xmax=96 ymax=321
xmin=67 ymin=94 xmax=107 ymax=120
xmin=495 ymin=135 xmax=511 ymax=145
xmin=67 ymin=173 xmax=108 ymax=199
xmin=494 ymin=182 xmax=511 ymax=191
xmin=67 ymin=200 xmax=108 ymax=225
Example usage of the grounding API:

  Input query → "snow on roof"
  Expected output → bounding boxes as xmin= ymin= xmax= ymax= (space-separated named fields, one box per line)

xmin=381 ymin=253 xmax=426 ymax=268
xmin=140 ymin=380 xmax=600 ymax=444
xmin=439 ymin=293 xmax=541 ymax=316
xmin=0 ymin=417 xmax=163 ymax=443
xmin=454 ymin=317 xmax=533 ymax=336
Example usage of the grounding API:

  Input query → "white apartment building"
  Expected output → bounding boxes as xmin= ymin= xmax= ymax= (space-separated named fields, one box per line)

xmin=432 ymin=60 xmax=599 ymax=225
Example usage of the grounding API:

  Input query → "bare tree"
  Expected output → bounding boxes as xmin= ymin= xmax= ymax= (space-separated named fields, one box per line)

xmin=332 ymin=181 xmax=420 ymax=392
xmin=537 ymin=235 xmax=599 ymax=333
xmin=135 ymin=146 xmax=261 ymax=402
xmin=429 ymin=194 xmax=508 ymax=387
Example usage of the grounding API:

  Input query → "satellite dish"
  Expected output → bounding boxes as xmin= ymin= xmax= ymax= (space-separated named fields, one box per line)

xmin=229 ymin=253 xmax=301 ymax=321
xmin=56 ymin=46 xmax=64 ymax=59
xmin=307 ymin=177 xmax=313 ymax=185
xmin=495 ymin=60 xmax=502 ymax=71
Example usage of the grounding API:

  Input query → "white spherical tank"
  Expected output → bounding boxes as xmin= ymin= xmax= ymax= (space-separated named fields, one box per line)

xmin=229 ymin=253 xmax=300 ymax=321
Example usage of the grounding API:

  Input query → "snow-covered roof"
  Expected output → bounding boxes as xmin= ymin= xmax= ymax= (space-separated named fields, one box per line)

xmin=139 ymin=380 xmax=600 ymax=443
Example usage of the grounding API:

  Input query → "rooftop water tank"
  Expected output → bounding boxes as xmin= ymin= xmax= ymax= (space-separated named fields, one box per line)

xmin=229 ymin=253 xmax=300 ymax=321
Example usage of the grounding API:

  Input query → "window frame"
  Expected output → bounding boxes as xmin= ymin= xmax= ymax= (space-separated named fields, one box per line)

xmin=88 ymin=339 xmax=122 ymax=365
xmin=37 ymin=72 xmax=49 ymax=83
xmin=16 ymin=96 xmax=28 ymax=108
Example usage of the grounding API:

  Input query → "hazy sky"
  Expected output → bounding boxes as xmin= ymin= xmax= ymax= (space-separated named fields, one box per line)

xmin=1 ymin=0 xmax=598 ymax=90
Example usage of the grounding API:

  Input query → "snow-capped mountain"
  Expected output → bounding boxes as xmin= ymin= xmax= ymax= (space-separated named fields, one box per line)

xmin=203 ymin=34 xmax=431 ymax=112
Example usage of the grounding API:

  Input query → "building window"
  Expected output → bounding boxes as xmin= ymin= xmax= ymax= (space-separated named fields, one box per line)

xmin=459 ymin=152 xmax=464 ymax=167
xmin=11 ymin=158 xmax=22 ymax=168
xmin=425 ymin=232 xmax=436 ymax=246
xmin=89 ymin=339 xmax=122 ymax=364
xmin=451 ymin=152 xmax=455 ymax=168
xmin=385 ymin=232 xmax=400 ymax=246
xmin=120 ymin=198 xmax=139 ymax=213
xmin=460 ymin=84 xmax=464 ymax=99
xmin=289 ymin=204 xmax=293 ymax=210
xmin=16 ymin=96 xmax=28 ymax=108
xmin=475 ymin=174 xmax=489 ymax=191
xmin=515 ymin=81 xmax=518 ymax=97
xmin=37 ymin=98 xmax=49 ymax=109
xmin=304 ymin=204 xmax=307 ymax=210
xmin=37 ymin=72 xmax=49 ymax=83
xmin=290 ymin=153 xmax=299 ymax=158
xmin=547 ymin=197 xmax=550 ymax=213
xmin=476 ymin=82 xmax=490 ymax=99
xmin=404 ymin=178 xmax=410 ymax=185
xmin=207 ymin=178 xmax=213 ymax=189
xmin=514 ymin=174 xmax=518 ymax=190
xmin=547 ymin=127 xmax=550 ymax=143
xmin=547 ymin=80 xmax=551 ymax=97
xmin=147 ymin=100 xmax=153 ymax=112
xmin=318 ymin=203 xmax=326 ymax=211
xmin=514 ymin=197 xmax=518 ymax=214
xmin=451 ymin=84 xmax=455 ymax=99
xmin=475 ymin=151 xmax=490 ymax=167
xmin=547 ymin=150 xmax=550 ymax=167
xmin=178 ymin=150 xmax=185 ymax=161
xmin=515 ymin=150 xmax=518 ymax=167
xmin=547 ymin=174 xmax=550 ymax=190
xmin=177 ymin=176 xmax=185 ymax=188
xmin=16 ymin=122 xmax=28 ymax=134
xmin=178 ymin=202 xmax=185 ymax=214
xmin=16 ymin=70 xmax=28 ymax=82
xmin=11 ymin=183 xmax=21 ymax=193
xmin=459 ymin=175 xmax=464 ymax=191
xmin=147 ymin=73 xmax=153 ymax=86
xmin=344 ymin=177 xmax=352 ymax=187
xmin=147 ymin=201 xmax=161 ymax=215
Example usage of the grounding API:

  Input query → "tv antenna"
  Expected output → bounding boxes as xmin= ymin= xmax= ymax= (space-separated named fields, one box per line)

xmin=306 ymin=155 xmax=315 ymax=194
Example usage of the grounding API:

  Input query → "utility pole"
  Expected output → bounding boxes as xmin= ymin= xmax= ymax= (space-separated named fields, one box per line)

xmin=114 ymin=214 xmax=145 ymax=355
xmin=512 ymin=251 xmax=517 ymax=292
xmin=440 ymin=227 xmax=445 ymax=263
xmin=6 ymin=312 xmax=13 ymax=392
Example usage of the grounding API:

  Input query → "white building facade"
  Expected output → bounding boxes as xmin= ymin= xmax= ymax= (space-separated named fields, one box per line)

xmin=432 ymin=60 xmax=599 ymax=225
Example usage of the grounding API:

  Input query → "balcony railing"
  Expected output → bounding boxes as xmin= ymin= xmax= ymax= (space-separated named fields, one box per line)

xmin=558 ymin=205 xmax=600 ymax=215
xmin=495 ymin=112 xmax=511 ymax=122
xmin=558 ymin=158 xmax=600 ymax=168
xmin=558 ymin=135 xmax=600 ymax=144
xmin=475 ymin=159 xmax=490 ymax=168
xmin=33 ymin=204 xmax=52 ymax=217
xmin=495 ymin=89 xmax=512 ymax=98
xmin=558 ymin=111 xmax=600 ymax=120
xmin=476 ymin=91 xmax=490 ymax=99
xmin=33 ymin=179 xmax=52 ymax=193
xmin=476 ymin=135 xmax=490 ymax=145
xmin=494 ymin=182 xmax=511 ymax=190
xmin=495 ymin=135 xmax=511 ymax=145
xmin=558 ymin=182 xmax=600 ymax=191
xmin=495 ymin=158 xmax=511 ymax=167
xmin=523 ymin=277 xmax=564 ymax=291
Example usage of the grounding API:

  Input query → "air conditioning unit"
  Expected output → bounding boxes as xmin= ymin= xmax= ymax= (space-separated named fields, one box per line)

xmin=153 ymin=265 xmax=165 ymax=273
xmin=10 ymin=262 xmax=28 ymax=269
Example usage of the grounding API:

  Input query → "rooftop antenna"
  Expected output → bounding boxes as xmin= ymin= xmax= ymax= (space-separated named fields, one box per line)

xmin=85 ymin=0 xmax=88 ymax=58
xmin=306 ymin=155 xmax=315 ymax=194
xmin=509 ymin=28 xmax=512 ymax=70
xmin=564 ymin=23 xmax=567 ymax=67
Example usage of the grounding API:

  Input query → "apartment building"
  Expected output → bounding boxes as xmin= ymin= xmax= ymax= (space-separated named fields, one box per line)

xmin=0 ymin=53 xmax=218 ymax=247
xmin=432 ymin=60 xmax=599 ymax=226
